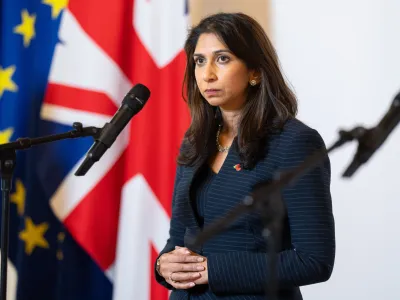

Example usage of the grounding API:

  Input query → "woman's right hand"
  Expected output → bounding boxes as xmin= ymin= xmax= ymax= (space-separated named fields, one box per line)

xmin=158 ymin=246 xmax=206 ymax=289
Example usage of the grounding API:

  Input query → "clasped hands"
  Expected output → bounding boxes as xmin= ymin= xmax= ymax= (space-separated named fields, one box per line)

xmin=158 ymin=246 xmax=208 ymax=289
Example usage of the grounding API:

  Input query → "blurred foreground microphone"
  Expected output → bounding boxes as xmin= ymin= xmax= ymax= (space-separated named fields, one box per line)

xmin=75 ymin=83 xmax=150 ymax=176
xmin=343 ymin=91 xmax=400 ymax=177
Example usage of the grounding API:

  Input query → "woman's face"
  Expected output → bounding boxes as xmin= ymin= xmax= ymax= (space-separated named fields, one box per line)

xmin=193 ymin=33 xmax=255 ymax=110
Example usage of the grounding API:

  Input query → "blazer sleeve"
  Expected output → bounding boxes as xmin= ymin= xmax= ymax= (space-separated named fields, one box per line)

xmin=207 ymin=128 xmax=336 ymax=294
xmin=154 ymin=164 xmax=186 ymax=289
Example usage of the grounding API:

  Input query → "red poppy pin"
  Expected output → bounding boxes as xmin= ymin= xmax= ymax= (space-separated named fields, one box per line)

xmin=233 ymin=164 xmax=242 ymax=171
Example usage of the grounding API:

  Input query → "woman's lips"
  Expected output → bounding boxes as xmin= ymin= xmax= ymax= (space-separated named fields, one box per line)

xmin=204 ymin=89 xmax=221 ymax=96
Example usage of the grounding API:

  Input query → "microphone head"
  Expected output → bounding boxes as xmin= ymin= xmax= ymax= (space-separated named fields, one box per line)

xmin=123 ymin=83 xmax=151 ymax=109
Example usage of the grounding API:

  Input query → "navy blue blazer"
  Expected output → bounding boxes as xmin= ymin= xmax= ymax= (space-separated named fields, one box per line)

xmin=155 ymin=118 xmax=335 ymax=299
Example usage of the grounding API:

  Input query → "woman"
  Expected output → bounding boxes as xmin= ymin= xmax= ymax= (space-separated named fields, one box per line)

xmin=155 ymin=12 xmax=335 ymax=299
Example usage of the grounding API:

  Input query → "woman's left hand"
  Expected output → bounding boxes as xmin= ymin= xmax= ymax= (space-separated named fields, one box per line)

xmin=174 ymin=246 xmax=208 ymax=285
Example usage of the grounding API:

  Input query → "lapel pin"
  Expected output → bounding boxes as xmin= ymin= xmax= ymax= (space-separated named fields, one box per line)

xmin=233 ymin=164 xmax=242 ymax=171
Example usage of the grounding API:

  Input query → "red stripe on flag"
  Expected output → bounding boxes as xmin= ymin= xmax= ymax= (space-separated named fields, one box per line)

xmin=44 ymin=83 xmax=118 ymax=116
xmin=124 ymin=50 xmax=190 ymax=217
xmin=63 ymin=151 xmax=127 ymax=270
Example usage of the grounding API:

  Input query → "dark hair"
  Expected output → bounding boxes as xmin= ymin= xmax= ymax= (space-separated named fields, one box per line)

xmin=178 ymin=12 xmax=297 ymax=169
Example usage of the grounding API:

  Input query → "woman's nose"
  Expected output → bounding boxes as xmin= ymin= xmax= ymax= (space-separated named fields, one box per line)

xmin=202 ymin=63 xmax=217 ymax=82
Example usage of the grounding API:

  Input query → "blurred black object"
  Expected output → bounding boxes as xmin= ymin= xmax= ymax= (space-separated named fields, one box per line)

xmin=342 ymin=91 xmax=400 ymax=177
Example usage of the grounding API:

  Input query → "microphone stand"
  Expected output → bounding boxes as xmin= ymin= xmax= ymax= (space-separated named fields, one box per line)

xmin=0 ymin=122 xmax=101 ymax=300
xmin=189 ymin=126 xmax=370 ymax=300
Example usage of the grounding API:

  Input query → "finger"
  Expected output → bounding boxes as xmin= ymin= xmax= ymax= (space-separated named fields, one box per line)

xmin=175 ymin=246 xmax=190 ymax=251
xmin=160 ymin=250 xmax=190 ymax=264
xmin=166 ymin=279 xmax=195 ymax=290
xmin=174 ymin=247 xmax=191 ymax=255
xmin=171 ymin=272 xmax=201 ymax=282
xmin=160 ymin=262 xmax=204 ymax=277
xmin=167 ymin=255 xmax=205 ymax=263
xmin=170 ymin=262 xmax=205 ymax=272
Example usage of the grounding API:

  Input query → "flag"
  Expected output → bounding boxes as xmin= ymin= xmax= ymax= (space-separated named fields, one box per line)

xmin=1 ymin=1 xmax=74 ymax=299
xmin=0 ymin=0 xmax=190 ymax=299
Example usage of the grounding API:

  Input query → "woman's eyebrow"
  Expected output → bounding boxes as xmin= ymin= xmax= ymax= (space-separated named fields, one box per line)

xmin=193 ymin=49 xmax=233 ymax=57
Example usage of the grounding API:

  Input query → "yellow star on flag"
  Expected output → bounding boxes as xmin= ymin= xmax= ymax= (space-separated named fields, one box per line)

xmin=13 ymin=10 xmax=36 ymax=47
xmin=11 ymin=179 xmax=26 ymax=216
xmin=19 ymin=217 xmax=50 ymax=255
xmin=42 ymin=0 xmax=69 ymax=19
xmin=0 ymin=128 xmax=14 ymax=144
xmin=0 ymin=65 xmax=18 ymax=99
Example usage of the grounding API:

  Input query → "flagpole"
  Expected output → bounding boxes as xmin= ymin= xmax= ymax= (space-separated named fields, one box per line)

xmin=0 ymin=148 xmax=15 ymax=300
xmin=0 ymin=122 xmax=101 ymax=300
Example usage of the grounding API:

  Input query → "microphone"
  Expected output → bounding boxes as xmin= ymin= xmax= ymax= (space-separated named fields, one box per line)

xmin=342 ymin=91 xmax=400 ymax=177
xmin=75 ymin=83 xmax=151 ymax=176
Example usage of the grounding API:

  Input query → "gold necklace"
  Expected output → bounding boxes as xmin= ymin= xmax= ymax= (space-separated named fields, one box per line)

xmin=216 ymin=125 xmax=230 ymax=152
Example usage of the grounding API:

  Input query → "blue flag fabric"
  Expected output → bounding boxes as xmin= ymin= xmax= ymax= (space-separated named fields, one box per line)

xmin=0 ymin=1 xmax=112 ymax=299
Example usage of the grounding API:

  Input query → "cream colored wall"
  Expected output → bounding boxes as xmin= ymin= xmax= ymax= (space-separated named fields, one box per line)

xmin=189 ymin=0 xmax=270 ymax=36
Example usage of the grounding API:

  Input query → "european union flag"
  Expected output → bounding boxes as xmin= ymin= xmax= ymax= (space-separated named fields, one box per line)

xmin=0 ymin=1 xmax=112 ymax=299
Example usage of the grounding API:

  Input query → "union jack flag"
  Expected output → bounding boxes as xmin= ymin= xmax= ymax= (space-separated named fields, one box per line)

xmin=0 ymin=0 xmax=190 ymax=299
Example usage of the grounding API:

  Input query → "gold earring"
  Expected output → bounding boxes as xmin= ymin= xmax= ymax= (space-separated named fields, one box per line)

xmin=250 ymin=79 xmax=257 ymax=86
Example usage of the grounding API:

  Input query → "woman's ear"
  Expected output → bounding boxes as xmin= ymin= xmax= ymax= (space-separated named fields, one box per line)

xmin=249 ymin=69 xmax=261 ymax=84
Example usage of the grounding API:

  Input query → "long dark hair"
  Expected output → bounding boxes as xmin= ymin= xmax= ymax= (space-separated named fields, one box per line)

xmin=178 ymin=12 xmax=297 ymax=169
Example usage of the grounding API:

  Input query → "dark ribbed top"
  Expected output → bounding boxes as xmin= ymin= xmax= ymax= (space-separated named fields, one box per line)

xmin=190 ymin=165 xmax=216 ymax=228
xmin=155 ymin=118 xmax=336 ymax=300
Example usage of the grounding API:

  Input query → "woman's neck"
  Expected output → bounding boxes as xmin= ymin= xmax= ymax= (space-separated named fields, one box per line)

xmin=219 ymin=109 xmax=241 ymax=137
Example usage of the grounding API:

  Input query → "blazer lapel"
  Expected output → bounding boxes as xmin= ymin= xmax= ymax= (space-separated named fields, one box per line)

xmin=182 ymin=162 xmax=204 ymax=231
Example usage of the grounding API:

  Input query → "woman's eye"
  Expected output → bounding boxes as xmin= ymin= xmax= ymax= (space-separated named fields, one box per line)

xmin=194 ymin=58 xmax=205 ymax=65
xmin=217 ymin=55 xmax=230 ymax=63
